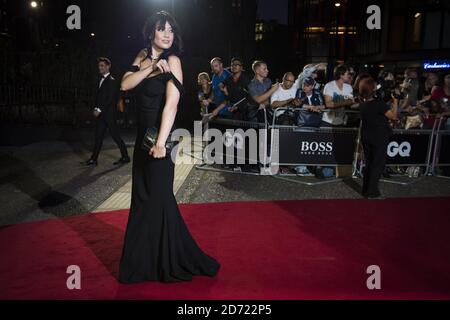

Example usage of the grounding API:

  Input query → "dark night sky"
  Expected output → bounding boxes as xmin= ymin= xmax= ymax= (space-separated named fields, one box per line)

xmin=257 ymin=0 xmax=288 ymax=24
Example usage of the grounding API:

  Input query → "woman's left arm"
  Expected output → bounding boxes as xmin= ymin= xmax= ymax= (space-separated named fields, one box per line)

xmin=385 ymin=97 xmax=399 ymax=120
xmin=156 ymin=55 xmax=183 ymax=149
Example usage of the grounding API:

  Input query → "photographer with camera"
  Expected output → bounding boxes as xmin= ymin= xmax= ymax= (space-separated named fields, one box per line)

xmin=376 ymin=70 xmax=399 ymax=103
xmin=359 ymin=77 xmax=399 ymax=199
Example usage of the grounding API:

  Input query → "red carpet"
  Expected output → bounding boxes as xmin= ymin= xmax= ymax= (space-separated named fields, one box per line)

xmin=1 ymin=198 xmax=450 ymax=300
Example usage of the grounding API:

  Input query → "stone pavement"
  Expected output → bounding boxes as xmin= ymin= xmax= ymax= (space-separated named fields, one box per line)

xmin=1 ymin=124 xmax=449 ymax=226
xmin=94 ymin=135 xmax=202 ymax=212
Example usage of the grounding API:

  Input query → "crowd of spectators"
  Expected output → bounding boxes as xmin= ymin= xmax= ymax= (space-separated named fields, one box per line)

xmin=197 ymin=58 xmax=450 ymax=177
xmin=198 ymin=57 xmax=450 ymax=129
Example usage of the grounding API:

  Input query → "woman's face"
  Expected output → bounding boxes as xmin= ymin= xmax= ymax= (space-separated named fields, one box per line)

xmin=445 ymin=76 xmax=450 ymax=87
xmin=199 ymin=76 xmax=208 ymax=86
xmin=427 ymin=73 xmax=438 ymax=85
xmin=153 ymin=21 xmax=174 ymax=50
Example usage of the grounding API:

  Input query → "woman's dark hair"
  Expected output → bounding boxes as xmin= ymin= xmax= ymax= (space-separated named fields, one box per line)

xmin=359 ymin=77 xmax=377 ymax=100
xmin=353 ymin=72 xmax=371 ymax=92
xmin=142 ymin=10 xmax=183 ymax=60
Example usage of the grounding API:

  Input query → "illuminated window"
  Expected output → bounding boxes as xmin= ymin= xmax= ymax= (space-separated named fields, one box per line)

xmin=404 ymin=11 xmax=423 ymax=50
xmin=255 ymin=23 xmax=264 ymax=33
xmin=413 ymin=12 xmax=422 ymax=43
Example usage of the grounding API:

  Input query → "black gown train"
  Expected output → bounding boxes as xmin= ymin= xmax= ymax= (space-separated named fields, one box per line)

xmin=118 ymin=70 xmax=220 ymax=283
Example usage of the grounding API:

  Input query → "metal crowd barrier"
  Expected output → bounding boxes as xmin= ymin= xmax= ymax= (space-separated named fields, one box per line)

xmin=193 ymin=109 xmax=270 ymax=176
xmin=430 ymin=116 xmax=450 ymax=180
xmin=268 ymin=107 xmax=360 ymax=185
xmin=377 ymin=121 xmax=437 ymax=185
xmin=194 ymin=107 xmax=361 ymax=184
xmin=191 ymin=107 xmax=448 ymax=186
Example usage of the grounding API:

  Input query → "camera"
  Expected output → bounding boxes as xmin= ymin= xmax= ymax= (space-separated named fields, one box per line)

xmin=392 ymin=89 xmax=405 ymax=100
xmin=377 ymin=79 xmax=404 ymax=102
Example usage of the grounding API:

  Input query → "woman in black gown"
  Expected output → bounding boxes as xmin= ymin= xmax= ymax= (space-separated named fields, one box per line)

xmin=118 ymin=11 xmax=220 ymax=283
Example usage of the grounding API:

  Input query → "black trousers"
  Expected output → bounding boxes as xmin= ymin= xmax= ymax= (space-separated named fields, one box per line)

xmin=361 ymin=133 xmax=389 ymax=197
xmin=91 ymin=116 xmax=128 ymax=161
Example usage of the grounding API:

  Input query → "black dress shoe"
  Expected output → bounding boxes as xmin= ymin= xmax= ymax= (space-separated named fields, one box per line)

xmin=113 ymin=157 xmax=130 ymax=165
xmin=83 ymin=159 xmax=97 ymax=166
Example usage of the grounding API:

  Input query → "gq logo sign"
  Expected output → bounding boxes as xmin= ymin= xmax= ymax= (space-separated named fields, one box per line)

xmin=387 ymin=141 xmax=411 ymax=158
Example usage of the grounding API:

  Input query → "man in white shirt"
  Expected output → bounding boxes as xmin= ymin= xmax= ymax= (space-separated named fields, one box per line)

xmin=269 ymin=72 xmax=301 ymax=174
xmin=322 ymin=65 xmax=354 ymax=126
xmin=99 ymin=72 xmax=110 ymax=88
xmin=270 ymin=72 xmax=301 ymax=117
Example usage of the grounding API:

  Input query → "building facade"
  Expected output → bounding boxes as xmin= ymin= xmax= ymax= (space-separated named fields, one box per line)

xmin=288 ymin=0 xmax=450 ymax=73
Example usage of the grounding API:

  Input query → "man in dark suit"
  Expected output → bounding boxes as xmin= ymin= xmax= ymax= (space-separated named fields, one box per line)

xmin=84 ymin=57 xmax=130 ymax=166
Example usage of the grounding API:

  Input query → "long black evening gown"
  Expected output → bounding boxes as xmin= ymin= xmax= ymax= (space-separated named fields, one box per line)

xmin=118 ymin=70 xmax=220 ymax=283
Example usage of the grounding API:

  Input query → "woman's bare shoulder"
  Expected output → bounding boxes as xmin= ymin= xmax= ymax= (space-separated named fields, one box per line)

xmin=168 ymin=55 xmax=182 ymax=72
xmin=167 ymin=55 xmax=181 ymax=65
